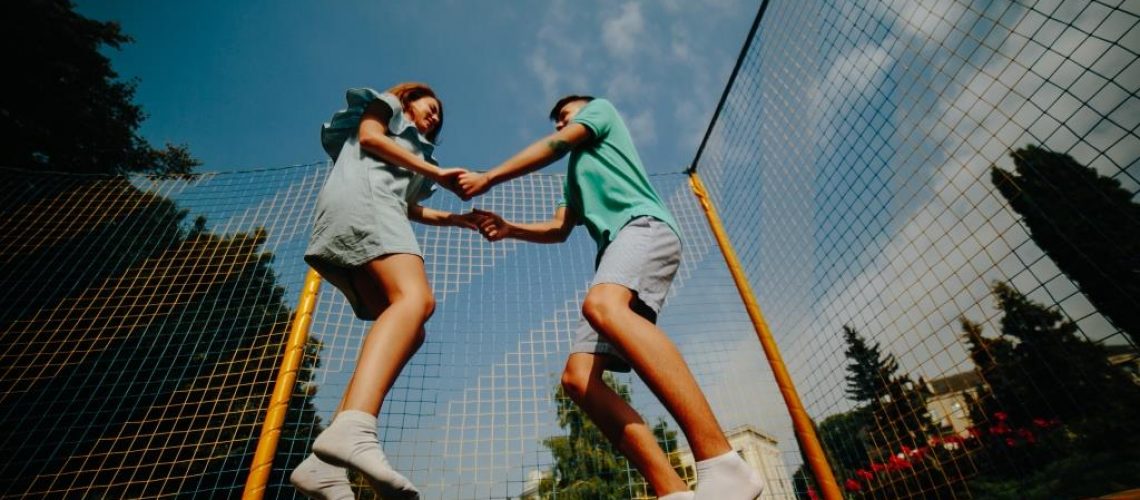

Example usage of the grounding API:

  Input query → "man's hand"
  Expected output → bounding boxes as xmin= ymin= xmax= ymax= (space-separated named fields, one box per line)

xmin=437 ymin=168 xmax=470 ymax=200
xmin=458 ymin=171 xmax=492 ymax=199
xmin=449 ymin=210 xmax=495 ymax=231
xmin=471 ymin=208 xmax=509 ymax=241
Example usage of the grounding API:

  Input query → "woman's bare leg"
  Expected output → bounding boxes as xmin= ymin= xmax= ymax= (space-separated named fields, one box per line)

xmin=341 ymin=254 xmax=433 ymax=414
xmin=311 ymin=254 xmax=432 ymax=499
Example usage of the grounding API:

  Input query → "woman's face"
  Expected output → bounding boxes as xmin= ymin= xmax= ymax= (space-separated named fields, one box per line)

xmin=406 ymin=96 xmax=442 ymax=137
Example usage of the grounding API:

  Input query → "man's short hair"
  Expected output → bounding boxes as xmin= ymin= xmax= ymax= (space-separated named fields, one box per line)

xmin=549 ymin=95 xmax=595 ymax=121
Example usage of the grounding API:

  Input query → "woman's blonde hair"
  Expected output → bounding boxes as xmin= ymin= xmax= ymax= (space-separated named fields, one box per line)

xmin=386 ymin=82 xmax=444 ymax=142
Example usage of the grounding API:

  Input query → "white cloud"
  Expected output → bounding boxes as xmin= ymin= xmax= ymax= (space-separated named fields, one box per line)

xmin=604 ymin=71 xmax=644 ymax=106
xmin=602 ymin=3 xmax=645 ymax=58
xmin=833 ymin=44 xmax=892 ymax=94
xmin=528 ymin=50 xmax=560 ymax=98
xmin=627 ymin=109 xmax=657 ymax=146
xmin=527 ymin=0 xmax=589 ymax=102
xmin=520 ymin=1 xmax=755 ymax=172
xmin=815 ymin=10 xmax=1128 ymax=377
xmin=803 ymin=41 xmax=895 ymax=153
xmin=889 ymin=0 xmax=968 ymax=46
xmin=710 ymin=1 xmax=1138 ymax=419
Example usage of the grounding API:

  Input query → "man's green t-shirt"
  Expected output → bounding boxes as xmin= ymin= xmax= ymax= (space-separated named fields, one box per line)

xmin=560 ymin=98 xmax=680 ymax=256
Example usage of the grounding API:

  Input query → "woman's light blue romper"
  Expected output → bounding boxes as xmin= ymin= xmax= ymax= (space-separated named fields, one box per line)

xmin=305 ymin=88 xmax=437 ymax=319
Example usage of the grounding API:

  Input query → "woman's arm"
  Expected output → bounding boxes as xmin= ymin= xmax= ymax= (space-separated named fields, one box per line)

xmin=475 ymin=206 xmax=576 ymax=244
xmin=407 ymin=203 xmax=483 ymax=230
xmin=357 ymin=101 xmax=460 ymax=184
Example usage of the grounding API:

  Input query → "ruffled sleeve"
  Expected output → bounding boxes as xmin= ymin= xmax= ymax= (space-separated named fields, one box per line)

xmin=320 ymin=88 xmax=407 ymax=161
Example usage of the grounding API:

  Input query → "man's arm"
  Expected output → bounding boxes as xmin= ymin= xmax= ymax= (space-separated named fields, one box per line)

xmin=458 ymin=123 xmax=593 ymax=197
xmin=475 ymin=207 xmax=576 ymax=244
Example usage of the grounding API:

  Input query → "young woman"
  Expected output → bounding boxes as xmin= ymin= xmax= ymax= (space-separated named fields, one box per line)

xmin=291 ymin=83 xmax=478 ymax=500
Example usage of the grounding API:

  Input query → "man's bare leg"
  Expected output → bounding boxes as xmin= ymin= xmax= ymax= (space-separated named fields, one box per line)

xmin=562 ymin=353 xmax=690 ymax=496
xmin=582 ymin=284 xmax=762 ymax=499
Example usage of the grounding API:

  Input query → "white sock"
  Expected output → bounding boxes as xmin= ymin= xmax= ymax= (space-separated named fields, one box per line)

xmin=659 ymin=491 xmax=695 ymax=500
xmin=312 ymin=410 xmax=420 ymax=499
xmin=289 ymin=454 xmax=354 ymax=500
xmin=694 ymin=451 xmax=764 ymax=500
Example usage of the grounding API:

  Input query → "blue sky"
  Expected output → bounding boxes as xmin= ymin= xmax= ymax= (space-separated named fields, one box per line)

xmin=76 ymin=0 xmax=760 ymax=175
xmin=69 ymin=2 xmax=782 ymax=493
xmin=54 ymin=1 xmax=1140 ymax=495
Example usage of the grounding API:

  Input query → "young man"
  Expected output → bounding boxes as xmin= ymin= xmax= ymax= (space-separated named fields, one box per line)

xmin=457 ymin=96 xmax=763 ymax=499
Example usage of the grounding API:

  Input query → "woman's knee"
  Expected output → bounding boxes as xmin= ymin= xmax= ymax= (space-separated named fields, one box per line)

xmin=393 ymin=291 xmax=435 ymax=322
xmin=366 ymin=254 xmax=435 ymax=321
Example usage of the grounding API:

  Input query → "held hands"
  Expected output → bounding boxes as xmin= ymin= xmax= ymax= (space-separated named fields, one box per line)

xmin=437 ymin=168 xmax=505 ymax=240
xmin=457 ymin=171 xmax=492 ymax=199
xmin=436 ymin=168 xmax=492 ymax=201
xmin=471 ymin=209 xmax=509 ymax=241
xmin=437 ymin=168 xmax=470 ymax=200
xmin=450 ymin=209 xmax=508 ymax=242
xmin=448 ymin=211 xmax=487 ymax=231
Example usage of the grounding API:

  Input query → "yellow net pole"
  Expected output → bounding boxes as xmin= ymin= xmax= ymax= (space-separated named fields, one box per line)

xmin=689 ymin=172 xmax=842 ymax=500
xmin=242 ymin=268 xmax=323 ymax=500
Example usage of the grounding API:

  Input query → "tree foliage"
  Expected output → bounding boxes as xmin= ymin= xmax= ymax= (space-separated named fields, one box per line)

xmin=538 ymin=374 xmax=635 ymax=499
xmin=841 ymin=326 xmax=935 ymax=454
xmin=0 ymin=3 xmax=321 ymax=495
xmin=0 ymin=173 xmax=325 ymax=496
xmin=961 ymin=283 xmax=1140 ymax=497
xmin=0 ymin=0 xmax=198 ymax=176
xmin=991 ymin=145 xmax=1140 ymax=346
xmin=537 ymin=374 xmax=686 ymax=499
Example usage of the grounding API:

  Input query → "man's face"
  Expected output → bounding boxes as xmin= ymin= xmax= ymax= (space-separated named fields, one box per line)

xmin=554 ymin=100 xmax=588 ymax=131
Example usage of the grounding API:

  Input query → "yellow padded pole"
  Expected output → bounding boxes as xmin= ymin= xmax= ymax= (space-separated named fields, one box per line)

xmin=689 ymin=172 xmax=842 ymax=500
xmin=243 ymin=268 xmax=323 ymax=500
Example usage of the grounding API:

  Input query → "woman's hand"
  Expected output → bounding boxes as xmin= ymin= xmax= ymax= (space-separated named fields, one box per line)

xmin=458 ymin=171 xmax=492 ymax=199
xmin=437 ymin=168 xmax=470 ymax=200
xmin=448 ymin=210 xmax=485 ymax=231
xmin=471 ymin=208 xmax=509 ymax=241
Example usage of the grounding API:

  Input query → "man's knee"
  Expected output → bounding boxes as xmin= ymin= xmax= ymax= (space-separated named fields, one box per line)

xmin=560 ymin=358 xmax=597 ymax=402
xmin=581 ymin=288 xmax=626 ymax=328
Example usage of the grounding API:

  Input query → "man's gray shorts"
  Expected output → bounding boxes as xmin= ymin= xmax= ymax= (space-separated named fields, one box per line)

xmin=571 ymin=216 xmax=682 ymax=372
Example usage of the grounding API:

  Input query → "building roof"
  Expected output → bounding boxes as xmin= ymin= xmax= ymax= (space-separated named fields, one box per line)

xmin=925 ymin=371 xmax=982 ymax=395
xmin=676 ymin=423 xmax=778 ymax=454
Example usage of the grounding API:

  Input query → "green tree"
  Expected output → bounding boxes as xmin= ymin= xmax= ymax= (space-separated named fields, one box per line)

xmin=817 ymin=409 xmax=872 ymax=476
xmin=840 ymin=326 xmax=952 ymax=498
xmin=790 ymin=465 xmax=816 ymax=500
xmin=0 ymin=180 xmax=325 ymax=496
xmin=966 ymin=283 xmax=1140 ymax=451
xmin=0 ymin=3 xmax=325 ymax=496
xmin=539 ymin=374 xmax=633 ymax=499
xmin=843 ymin=325 xmax=897 ymax=405
xmin=842 ymin=326 xmax=934 ymax=454
xmin=652 ymin=418 xmax=687 ymax=484
xmin=960 ymin=318 xmax=1015 ymax=427
xmin=991 ymin=145 xmax=1140 ymax=346
xmin=0 ymin=0 xmax=198 ymax=176
xmin=537 ymin=374 xmax=686 ymax=499
xmin=961 ymin=282 xmax=1140 ymax=497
